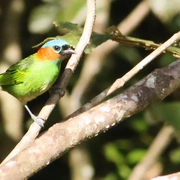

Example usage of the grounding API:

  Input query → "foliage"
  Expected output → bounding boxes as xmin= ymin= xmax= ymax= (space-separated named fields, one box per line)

xmin=0 ymin=0 xmax=180 ymax=179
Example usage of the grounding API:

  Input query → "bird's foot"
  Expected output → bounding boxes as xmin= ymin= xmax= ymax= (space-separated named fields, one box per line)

xmin=30 ymin=114 xmax=45 ymax=127
xmin=24 ymin=104 xmax=45 ymax=127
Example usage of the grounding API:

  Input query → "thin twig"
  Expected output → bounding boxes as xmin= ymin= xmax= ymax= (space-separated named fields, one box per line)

xmin=68 ymin=0 xmax=150 ymax=111
xmin=128 ymin=125 xmax=174 ymax=180
xmin=68 ymin=31 xmax=180 ymax=118
xmin=39 ymin=0 xmax=96 ymax=120
xmin=0 ymin=59 xmax=179 ymax=179
xmin=112 ymin=35 xmax=180 ymax=58
xmin=63 ymin=0 xmax=110 ymax=113
xmin=107 ymin=31 xmax=180 ymax=94
xmin=119 ymin=0 xmax=150 ymax=34
xmin=1 ymin=0 xmax=96 ymax=165
xmin=65 ymin=1 xmax=106 ymax=179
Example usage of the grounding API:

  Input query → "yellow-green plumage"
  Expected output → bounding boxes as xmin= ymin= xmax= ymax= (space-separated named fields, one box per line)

xmin=0 ymin=55 xmax=60 ymax=104
xmin=0 ymin=39 xmax=75 ymax=126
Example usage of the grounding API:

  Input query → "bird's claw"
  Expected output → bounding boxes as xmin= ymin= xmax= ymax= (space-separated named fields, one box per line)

xmin=24 ymin=105 xmax=45 ymax=127
xmin=31 ymin=114 xmax=45 ymax=127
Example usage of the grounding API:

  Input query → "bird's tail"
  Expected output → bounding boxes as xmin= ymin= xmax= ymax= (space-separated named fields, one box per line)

xmin=0 ymin=73 xmax=8 ymax=86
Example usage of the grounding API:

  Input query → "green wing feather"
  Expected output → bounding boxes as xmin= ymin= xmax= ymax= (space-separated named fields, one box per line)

xmin=0 ymin=56 xmax=34 ymax=86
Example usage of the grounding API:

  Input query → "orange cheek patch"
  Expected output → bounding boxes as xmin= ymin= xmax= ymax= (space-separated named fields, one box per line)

xmin=36 ymin=47 xmax=61 ymax=61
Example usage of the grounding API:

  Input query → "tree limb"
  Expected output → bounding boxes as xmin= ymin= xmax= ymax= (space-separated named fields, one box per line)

xmin=1 ymin=0 xmax=96 ymax=165
xmin=68 ymin=31 xmax=180 ymax=119
xmin=0 ymin=59 xmax=179 ymax=180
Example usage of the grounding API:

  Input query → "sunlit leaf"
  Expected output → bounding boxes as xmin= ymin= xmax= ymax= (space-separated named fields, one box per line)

xmin=127 ymin=149 xmax=146 ymax=164
xmin=33 ymin=22 xmax=113 ymax=53
xmin=169 ymin=148 xmax=180 ymax=164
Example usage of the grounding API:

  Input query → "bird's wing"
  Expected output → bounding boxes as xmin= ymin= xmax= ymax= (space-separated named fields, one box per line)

xmin=0 ymin=56 xmax=34 ymax=86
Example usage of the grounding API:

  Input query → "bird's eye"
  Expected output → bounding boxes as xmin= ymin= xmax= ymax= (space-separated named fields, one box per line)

xmin=53 ymin=45 xmax=61 ymax=52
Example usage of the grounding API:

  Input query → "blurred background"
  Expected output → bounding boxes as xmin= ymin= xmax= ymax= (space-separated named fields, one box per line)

xmin=0 ymin=0 xmax=180 ymax=179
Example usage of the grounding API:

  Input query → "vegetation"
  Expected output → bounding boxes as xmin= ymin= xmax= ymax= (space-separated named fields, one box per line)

xmin=0 ymin=0 xmax=180 ymax=179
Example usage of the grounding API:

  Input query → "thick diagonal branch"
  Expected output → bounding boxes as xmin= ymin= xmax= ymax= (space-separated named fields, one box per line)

xmin=0 ymin=59 xmax=179 ymax=180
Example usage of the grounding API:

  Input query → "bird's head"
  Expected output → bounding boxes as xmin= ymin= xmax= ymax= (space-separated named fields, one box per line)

xmin=36 ymin=39 xmax=75 ymax=61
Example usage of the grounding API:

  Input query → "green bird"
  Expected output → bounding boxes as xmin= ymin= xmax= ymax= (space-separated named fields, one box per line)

xmin=0 ymin=39 xmax=75 ymax=127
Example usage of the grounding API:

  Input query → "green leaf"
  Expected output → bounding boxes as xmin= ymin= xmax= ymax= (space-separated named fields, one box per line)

xmin=117 ymin=164 xmax=131 ymax=179
xmin=33 ymin=22 xmax=113 ymax=53
xmin=104 ymin=143 xmax=125 ymax=165
xmin=149 ymin=102 xmax=180 ymax=131
xmin=54 ymin=21 xmax=82 ymax=33
xmin=104 ymin=173 xmax=119 ymax=180
xmin=127 ymin=149 xmax=146 ymax=164
xmin=109 ymin=26 xmax=180 ymax=58
xmin=169 ymin=148 xmax=180 ymax=164
xmin=54 ymin=22 xmax=113 ymax=53
xmin=85 ymin=32 xmax=113 ymax=54
xmin=130 ymin=118 xmax=149 ymax=133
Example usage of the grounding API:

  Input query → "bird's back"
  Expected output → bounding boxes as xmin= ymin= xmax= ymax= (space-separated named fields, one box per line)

xmin=0 ymin=54 xmax=61 ymax=104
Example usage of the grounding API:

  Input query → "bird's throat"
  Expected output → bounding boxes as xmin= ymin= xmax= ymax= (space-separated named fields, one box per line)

xmin=36 ymin=47 xmax=61 ymax=61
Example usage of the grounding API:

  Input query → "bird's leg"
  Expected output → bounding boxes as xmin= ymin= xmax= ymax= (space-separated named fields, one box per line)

xmin=24 ymin=104 xmax=44 ymax=127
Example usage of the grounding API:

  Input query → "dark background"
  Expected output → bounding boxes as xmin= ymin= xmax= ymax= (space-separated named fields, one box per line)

xmin=0 ymin=0 xmax=180 ymax=179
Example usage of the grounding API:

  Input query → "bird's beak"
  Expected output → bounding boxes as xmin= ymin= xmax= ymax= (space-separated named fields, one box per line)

xmin=62 ymin=47 xmax=76 ymax=56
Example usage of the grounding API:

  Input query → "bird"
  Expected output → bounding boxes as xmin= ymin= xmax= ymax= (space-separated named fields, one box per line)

xmin=0 ymin=39 xmax=75 ymax=127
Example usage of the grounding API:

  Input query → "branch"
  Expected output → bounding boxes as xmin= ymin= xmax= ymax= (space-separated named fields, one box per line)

xmin=119 ymin=0 xmax=150 ymax=35
xmin=151 ymin=172 xmax=180 ymax=180
xmin=68 ymin=31 xmax=180 ymax=118
xmin=61 ymin=2 xmax=150 ymax=179
xmin=128 ymin=125 xmax=174 ymax=180
xmin=1 ymin=0 xmax=96 ymax=164
xmin=107 ymin=31 xmax=180 ymax=95
xmin=112 ymin=34 xmax=180 ymax=58
xmin=0 ymin=59 xmax=179 ymax=179
xmin=62 ymin=0 xmax=110 ymax=114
